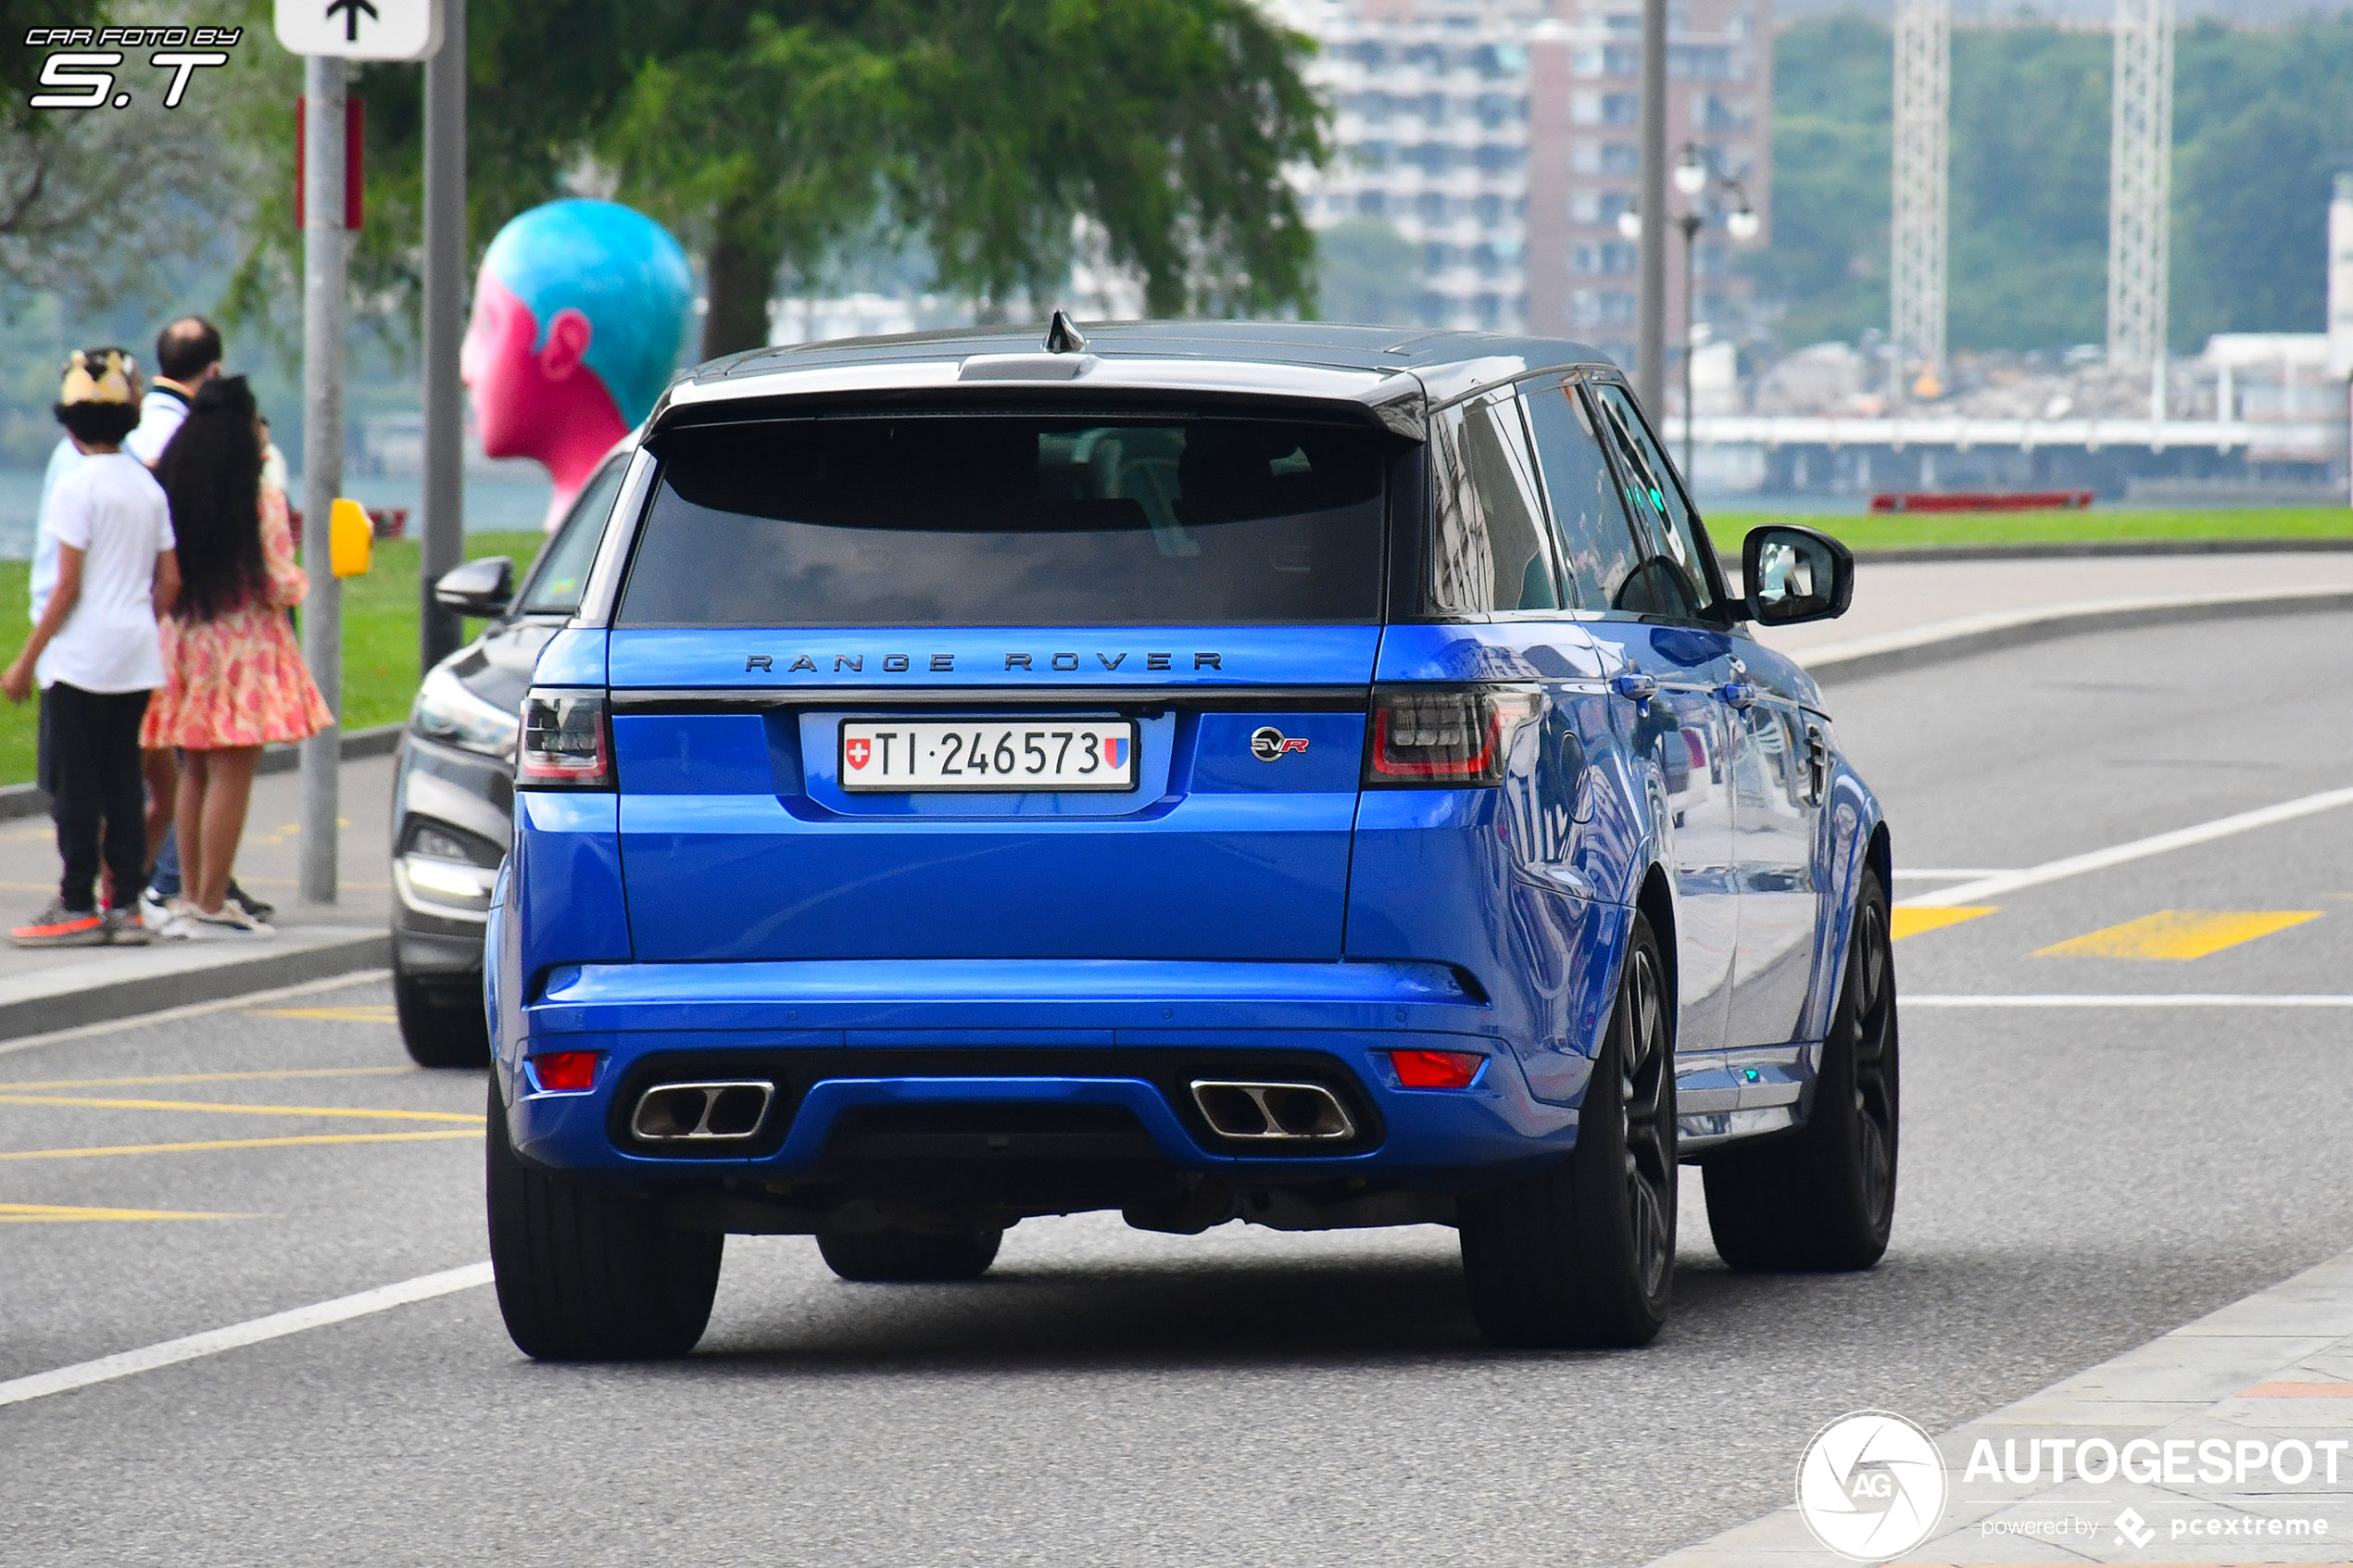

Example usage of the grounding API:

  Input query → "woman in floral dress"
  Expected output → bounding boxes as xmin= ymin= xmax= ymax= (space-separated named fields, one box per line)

xmin=142 ymin=377 xmax=333 ymax=938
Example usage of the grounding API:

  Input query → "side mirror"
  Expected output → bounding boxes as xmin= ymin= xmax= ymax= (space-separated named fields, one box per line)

xmin=434 ymin=557 xmax=514 ymax=619
xmin=1743 ymin=525 xmax=1853 ymax=627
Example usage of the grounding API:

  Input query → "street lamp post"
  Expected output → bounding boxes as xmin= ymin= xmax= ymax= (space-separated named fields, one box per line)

xmin=1623 ymin=144 xmax=1762 ymax=482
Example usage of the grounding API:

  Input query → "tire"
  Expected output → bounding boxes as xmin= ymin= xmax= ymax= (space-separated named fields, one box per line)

xmin=395 ymin=962 xmax=491 ymax=1069
xmin=817 ymin=1228 xmax=1003 ymax=1283
xmin=1459 ymin=912 xmax=1678 ymax=1348
xmin=1702 ymin=864 xmax=1898 ymax=1272
xmin=485 ymin=1080 xmax=723 ymax=1360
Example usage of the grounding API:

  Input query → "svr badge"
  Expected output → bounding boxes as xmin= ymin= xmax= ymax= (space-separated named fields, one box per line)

xmin=1250 ymin=726 xmax=1310 ymax=761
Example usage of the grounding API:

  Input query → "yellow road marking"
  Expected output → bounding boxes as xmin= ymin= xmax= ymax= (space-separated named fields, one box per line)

xmin=0 ymin=1066 xmax=414 ymax=1093
xmin=249 ymin=1006 xmax=397 ymax=1022
xmin=0 ymin=1130 xmax=481 ymax=1161
xmin=0 ymin=1094 xmax=480 ymax=1124
xmin=1891 ymin=906 xmax=1997 ymax=940
xmin=0 ymin=1202 xmax=252 ymax=1223
xmin=2037 ymin=909 xmax=2324 ymax=960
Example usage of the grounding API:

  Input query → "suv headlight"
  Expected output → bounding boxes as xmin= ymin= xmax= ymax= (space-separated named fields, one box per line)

xmin=411 ymin=665 xmax=520 ymax=759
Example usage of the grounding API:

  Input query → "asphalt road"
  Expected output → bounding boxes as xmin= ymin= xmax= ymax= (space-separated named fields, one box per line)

xmin=3 ymin=608 xmax=2350 ymax=1567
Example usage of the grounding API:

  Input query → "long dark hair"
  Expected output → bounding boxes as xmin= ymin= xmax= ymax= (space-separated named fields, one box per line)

xmin=157 ymin=375 xmax=266 ymax=622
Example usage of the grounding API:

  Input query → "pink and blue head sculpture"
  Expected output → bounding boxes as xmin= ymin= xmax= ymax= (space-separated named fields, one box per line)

xmin=460 ymin=199 xmax=693 ymax=530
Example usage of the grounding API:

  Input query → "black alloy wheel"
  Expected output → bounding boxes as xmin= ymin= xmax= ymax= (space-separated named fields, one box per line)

xmin=394 ymin=962 xmax=492 ymax=1069
xmin=1702 ymin=864 xmax=1899 ymax=1271
xmin=1459 ymin=910 xmax=1678 ymax=1348
xmin=484 ymin=1080 xmax=723 ymax=1360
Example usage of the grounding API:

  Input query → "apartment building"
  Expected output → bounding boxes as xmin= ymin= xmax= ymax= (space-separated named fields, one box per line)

xmin=1288 ymin=0 xmax=1770 ymax=376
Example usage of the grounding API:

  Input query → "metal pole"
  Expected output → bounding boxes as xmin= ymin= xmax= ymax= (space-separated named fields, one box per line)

xmin=420 ymin=0 xmax=467 ymax=671
xmin=1681 ymin=217 xmax=1697 ymax=481
xmin=1635 ymin=0 xmax=1667 ymax=413
xmin=299 ymin=55 xmax=346 ymax=907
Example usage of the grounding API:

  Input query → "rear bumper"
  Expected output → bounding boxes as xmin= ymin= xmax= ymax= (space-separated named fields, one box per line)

xmin=499 ymin=959 xmax=1583 ymax=1188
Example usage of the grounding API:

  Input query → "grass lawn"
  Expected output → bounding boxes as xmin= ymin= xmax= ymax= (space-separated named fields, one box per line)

xmin=1714 ymin=506 xmax=2353 ymax=554
xmin=0 ymin=530 xmax=544 ymax=787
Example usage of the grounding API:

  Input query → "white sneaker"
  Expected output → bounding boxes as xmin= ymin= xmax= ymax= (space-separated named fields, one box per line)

xmin=181 ymin=904 xmax=275 ymax=940
xmin=138 ymin=886 xmax=172 ymax=928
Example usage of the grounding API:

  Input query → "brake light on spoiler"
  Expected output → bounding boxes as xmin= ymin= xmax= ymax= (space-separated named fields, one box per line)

xmin=1365 ymin=685 xmax=1542 ymax=787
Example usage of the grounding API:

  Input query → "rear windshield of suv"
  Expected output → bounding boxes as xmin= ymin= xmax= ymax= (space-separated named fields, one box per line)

xmin=618 ymin=414 xmax=1388 ymax=627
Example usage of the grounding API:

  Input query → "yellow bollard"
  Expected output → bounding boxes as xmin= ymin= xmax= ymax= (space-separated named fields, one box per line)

xmin=329 ymin=497 xmax=373 ymax=578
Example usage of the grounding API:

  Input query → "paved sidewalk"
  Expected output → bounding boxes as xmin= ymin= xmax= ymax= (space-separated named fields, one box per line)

xmin=0 ymin=755 xmax=396 ymax=1037
xmin=1749 ymin=550 xmax=2353 ymax=664
xmin=1650 ymin=1247 xmax=2353 ymax=1566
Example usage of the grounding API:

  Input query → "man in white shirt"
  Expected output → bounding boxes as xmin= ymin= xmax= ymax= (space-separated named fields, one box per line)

xmin=4 ymin=349 xmax=181 ymax=947
xmin=123 ymin=316 xmax=222 ymax=465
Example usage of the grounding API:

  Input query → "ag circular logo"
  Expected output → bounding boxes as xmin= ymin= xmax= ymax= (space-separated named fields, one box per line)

xmin=1795 ymin=1411 xmax=1948 ymax=1562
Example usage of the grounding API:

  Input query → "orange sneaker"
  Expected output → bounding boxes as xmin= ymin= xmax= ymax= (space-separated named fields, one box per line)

xmin=10 ymin=900 xmax=107 ymax=947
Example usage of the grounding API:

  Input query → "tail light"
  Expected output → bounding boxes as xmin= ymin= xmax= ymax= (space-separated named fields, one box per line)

xmin=517 ymin=690 xmax=611 ymax=789
xmin=1365 ymin=684 xmax=1542 ymax=787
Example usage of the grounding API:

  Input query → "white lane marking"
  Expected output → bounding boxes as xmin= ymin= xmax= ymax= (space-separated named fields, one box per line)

xmin=1900 ymin=786 xmax=2353 ymax=909
xmin=0 ymin=970 xmax=393 ymax=1059
xmin=1891 ymin=869 xmax=2017 ymax=880
xmin=1906 ymin=994 xmax=2353 ymax=1009
xmin=0 ymin=1261 xmax=492 ymax=1411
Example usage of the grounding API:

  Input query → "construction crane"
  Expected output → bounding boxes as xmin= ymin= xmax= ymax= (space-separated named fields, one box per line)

xmin=2109 ymin=0 xmax=2175 ymax=415
xmin=1891 ymin=0 xmax=1950 ymax=396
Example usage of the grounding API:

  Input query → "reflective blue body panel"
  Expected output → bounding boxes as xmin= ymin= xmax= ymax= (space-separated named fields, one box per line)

xmin=490 ymin=336 xmax=1891 ymax=1226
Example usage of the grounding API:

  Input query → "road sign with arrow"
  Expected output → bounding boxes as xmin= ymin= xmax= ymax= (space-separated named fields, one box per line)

xmin=275 ymin=0 xmax=441 ymax=59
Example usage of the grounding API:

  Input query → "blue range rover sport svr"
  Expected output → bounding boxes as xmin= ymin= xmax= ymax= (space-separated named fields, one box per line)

xmin=484 ymin=319 xmax=1896 ymax=1358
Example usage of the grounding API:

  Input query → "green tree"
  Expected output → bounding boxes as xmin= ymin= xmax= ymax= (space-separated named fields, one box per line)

xmin=1762 ymin=11 xmax=2353 ymax=356
xmin=1311 ymin=218 xmax=1424 ymax=326
xmin=604 ymin=1 xmax=1327 ymax=358
xmin=219 ymin=0 xmax=1325 ymax=361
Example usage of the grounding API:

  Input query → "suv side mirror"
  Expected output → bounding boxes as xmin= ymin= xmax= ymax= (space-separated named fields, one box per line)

xmin=1743 ymin=525 xmax=1853 ymax=626
xmin=434 ymin=557 xmax=514 ymax=619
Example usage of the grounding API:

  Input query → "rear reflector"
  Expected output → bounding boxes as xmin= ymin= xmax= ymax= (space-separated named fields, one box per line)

xmin=530 ymin=1050 xmax=601 ymax=1093
xmin=1365 ymin=685 xmax=1541 ymax=786
xmin=1386 ymin=1048 xmax=1486 ymax=1090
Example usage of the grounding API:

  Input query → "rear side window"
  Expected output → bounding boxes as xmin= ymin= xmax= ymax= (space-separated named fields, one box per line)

xmin=1588 ymin=383 xmax=1720 ymax=620
xmin=618 ymin=416 xmax=1387 ymax=627
xmin=1426 ymin=394 xmax=1559 ymax=617
xmin=1520 ymin=382 xmax=1645 ymax=613
xmin=517 ymin=455 xmax=626 ymax=616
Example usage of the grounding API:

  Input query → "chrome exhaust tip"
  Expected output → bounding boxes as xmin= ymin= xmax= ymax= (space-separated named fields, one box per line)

xmin=1188 ymin=1080 xmax=1355 ymax=1142
xmin=631 ymin=1081 xmax=776 ymax=1143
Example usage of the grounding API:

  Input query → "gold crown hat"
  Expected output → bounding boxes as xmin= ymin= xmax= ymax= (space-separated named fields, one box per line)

xmin=59 ymin=348 xmax=138 ymax=407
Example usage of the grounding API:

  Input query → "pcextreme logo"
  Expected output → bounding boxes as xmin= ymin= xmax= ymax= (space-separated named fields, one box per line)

xmin=1795 ymin=1411 xmax=1949 ymax=1562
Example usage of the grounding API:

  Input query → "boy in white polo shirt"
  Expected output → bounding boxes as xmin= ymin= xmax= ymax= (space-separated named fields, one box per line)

xmin=2 ymin=349 xmax=182 ymax=946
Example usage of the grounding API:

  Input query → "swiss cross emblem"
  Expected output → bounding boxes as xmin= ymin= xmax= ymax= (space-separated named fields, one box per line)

xmin=846 ymin=738 xmax=872 ymax=770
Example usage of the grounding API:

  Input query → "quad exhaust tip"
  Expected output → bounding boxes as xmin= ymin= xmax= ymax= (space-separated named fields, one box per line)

xmin=1189 ymin=1080 xmax=1355 ymax=1142
xmin=632 ymin=1081 xmax=775 ymax=1143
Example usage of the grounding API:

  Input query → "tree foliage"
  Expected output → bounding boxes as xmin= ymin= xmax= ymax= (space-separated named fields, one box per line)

xmin=2 ymin=0 xmax=237 ymax=309
xmin=1760 ymin=12 xmax=2353 ymax=354
xmin=604 ymin=0 xmax=1327 ymax=357
xmin=212 ymin=0 xmax=1324 ymax=361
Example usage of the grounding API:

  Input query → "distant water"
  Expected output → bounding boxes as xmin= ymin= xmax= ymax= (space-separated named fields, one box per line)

xmin=0 ymin=466 xmax=555 ymax=558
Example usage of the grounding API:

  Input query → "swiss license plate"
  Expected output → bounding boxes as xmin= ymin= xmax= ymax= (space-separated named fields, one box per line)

xmin=838 ymin=720 xmax=1138 ymax=793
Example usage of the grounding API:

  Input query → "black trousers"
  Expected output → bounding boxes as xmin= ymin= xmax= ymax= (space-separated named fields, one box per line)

xmin=40 ymin=683 xmax=149 ymax=913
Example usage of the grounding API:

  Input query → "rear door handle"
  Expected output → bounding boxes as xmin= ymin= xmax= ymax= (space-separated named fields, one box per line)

xmin=1715 ymin=681 xmax=1757 ymax=709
